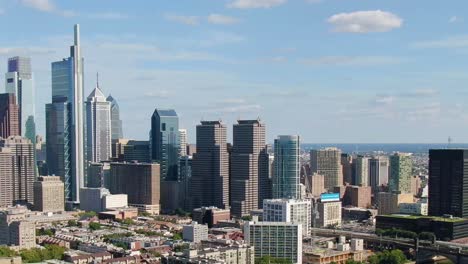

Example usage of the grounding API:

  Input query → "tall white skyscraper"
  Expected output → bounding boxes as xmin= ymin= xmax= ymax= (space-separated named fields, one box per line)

xmin=5 ymin=57 xmax=35 ymax=142
xmin=47 ymin=24 xmax=85 ymax=205
xmin=86 ymin=84 xmax=111 ymax=163
xmin=179 ymin=129 xmax=187 ymax=156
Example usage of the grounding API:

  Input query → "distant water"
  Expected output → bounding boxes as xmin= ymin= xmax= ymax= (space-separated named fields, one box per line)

xmin=301 ymin=143 xmax=468 ymax=154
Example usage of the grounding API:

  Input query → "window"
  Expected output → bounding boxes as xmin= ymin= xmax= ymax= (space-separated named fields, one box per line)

xmin=162 ymin=123 xmax=166 ymax=131
xmin=7 ymin=78 xmax=14 ymax=83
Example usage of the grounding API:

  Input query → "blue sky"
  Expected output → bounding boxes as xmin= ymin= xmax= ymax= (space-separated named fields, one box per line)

xmin=1 ymin=0 xmax=468 ymax=143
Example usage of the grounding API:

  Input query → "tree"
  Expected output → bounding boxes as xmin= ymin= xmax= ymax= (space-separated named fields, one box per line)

xmin=89 ymin=222 xmax=101 ymax=231
xmin=368 ymin=249 xmax=408 ymax=264
xmin=173 ymin=233 xmax=182 ymax=240
xmin=241 ymin=215 xmax=252 ymax=221
xmin=255 ymin=256 xmax=293 ymax=264
xmin=67 ymin=220 xmax=78 ymax=227
xmin=0 ymin=246 xmax=17 ymax=257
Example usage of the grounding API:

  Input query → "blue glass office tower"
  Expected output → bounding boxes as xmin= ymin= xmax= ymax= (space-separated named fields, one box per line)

xmin=272 ymin=135 xmax=301 ymax=200
xmin=5 ymin=56 xmax=35 ymax=142
xmin=150 ymin=109 xmax=180 ymax=181
xmin=46 ymin=24 xmax=85 ymax=205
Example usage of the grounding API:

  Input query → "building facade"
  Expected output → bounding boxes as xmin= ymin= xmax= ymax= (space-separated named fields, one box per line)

xmin=263 ymin=199 xmax=311 ymax=236
xmin=191 ymin=121 xmax=229 ymax=210
xmin=230 ymin=120 xmax=268 ymax=217
xmin=106 ymin=95 xmax=123 ymax=140
xmin=0 ymin=147 xmax=13 ymax=207
xmin=179 ymin=129 xmax=187 ymax=157
xmin=316 ymin=200 xmax=342 ymax=228
xmin=33 ymin=176 xmax=65 ymax=212
xmin=354 ymin=156 xmax=369 ymax=187
xmin=369 ymin=156 xmax=389 ymax=191
xmin=310 ymin=148 xmax=343 ymax=190
xmin=272 ymin=135 xmax=301 ymax=200
xmin=389 ymin=152 xmax=413 ymax=194
xmin=0 ymin=207 xmax=36 ymax=249
xmin=0 ymin=93 xmax=20 ymax=138
xmin=86 ymin=87 xmax=111 ymax=163
xmin=182 ymin=222 xmax=209 ymax=242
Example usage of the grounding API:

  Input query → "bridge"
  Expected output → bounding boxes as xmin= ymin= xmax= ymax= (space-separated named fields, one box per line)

xmin=309 ymin=228 xmax=468 ymax=263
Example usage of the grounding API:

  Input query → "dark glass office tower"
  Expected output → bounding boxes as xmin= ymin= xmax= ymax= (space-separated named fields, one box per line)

xmin=429 ymin=149 xmax=468 ymax=217
xmin=150 ymin=109 xmax=179 ymax=181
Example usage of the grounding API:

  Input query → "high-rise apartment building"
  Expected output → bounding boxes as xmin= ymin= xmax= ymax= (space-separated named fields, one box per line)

xmin=310 ymin=148 xmax=343 ymax=190
xmin=354 ymin=156 xmax=369 ymax=187
xmin=389 ymin=152 xmax=412 ymax=194
xmin=150 ymin=109 xmax=180 ymax=181
xmin=341 ymin=153 xmax=353 ymax=185
xmin=0 ymin=93 xmax=20 ymax=138
xmin=429 ymin=149 xmax=468 ymax=218
xmin=369 ymin=156 xmax=389 ymax=191
xmin=0 ymin=136 xmax=35 ymax=206
xmin=86 ymin=86 xmax=111 ymax=163
xmin=106 ymin=95 xmax=123 ymax=140
xmin=263 ymin=199 xmax=311 ymax=236
xmin=230 ymin=120 xmax=268 ymax=217
xmin=46 ymin=24 xmax=85 ymax=205
xmin=0 ymin=147 xmax=13 ymax=207
xmin=272 ymin=135 xmax=301 ymax=200
xmin=5 ymin=56 xmax=35 ymax=143
xmin=316 ymin=199 xmax=342 ymax=228
xmin=191 ymin=121 xmax=229 ymax=209
xmin=109 ymin=162 xmax=160 ymax=214
xmin=305 ymin=173 xmax=325 ymax=197
xmin=244 ymin=219 xmax=302 ymax=264
xmin=33 ymin=176 xmax=64 ymax=212
xmin=179 ymin=129 xmax=187 ymax=157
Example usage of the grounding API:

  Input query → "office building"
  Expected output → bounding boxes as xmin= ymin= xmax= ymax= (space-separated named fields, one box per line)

xmin=47 ymin=25 xmax=85 ymax=205
xmin=33 ymin=176 xmax=64 ymax=212
xmin=102 ymin=194 xmax=128 ymax=210
xmin=272 ymin=135 xmax=301 ymax=200
xmin=244 ymin=219 xmax=302 ymax=264
xmin=316 ymin=194 xmax=342 ymax=227
xmin=106 ymin=95 xmax=123 ymax=140
xmin=354 ymin=156 xmax=369 ymax=187
xmin=343 ymin=185 xmax=371 ymax=208
xmin=109 ymin=162 xmax=160 ymax=214
xmin=0 ymin=147 xmax=13 ymax=207
xmin=192 ymin=207 xmax=230 ymax=228
xmin=86 ymin=162 xmax=110 ymax=188
xmin=429 ymin=149 xmax=468 ymax=218
xmin=123 ymin=140 xmax=150 ymax=163
xmin=230 ymin=119 xmax=268 ymax=217
xmin=111 ymin=139 xmax=128 ymax=161
xmin=150 ymin=109 xmax=179 ymax=181
xmin=341 ymin=153 xmax=353 ymax=185
xmin=0 ymin=93 xmax=20 ymax=138
xmin=377 ymin=192 xmax=413 ymax=215
xmin=179 ymin=129 xmax=187 ymax=156
xmin=310 ymin=148 xmax=343 ymax=190
xmin=86 ymin=86 xmax=111 ymax=163
xmin=162 ymin=245 xmax=255 ymax=264
xmin=79 ymin=187 xmax=110 ymax=213
xmin=183 ymin=222 xmax=209 ymax=243
xmin=263 ymin=199 xmax=311 ymax=236
xmin=186 ymin=144 xmax=197 ymax=156
xmin=5 ymin=56 xmax=35 ymax=143
xmin=369 ymin=156 xmax=389 ymax=191
xmin=0 ymin=136 xmax=35 ymax=206
xmin=179 ymin=155 xmax=192 ymax=211
xmin=389 ymin=152 xmax=412 ymax=194
xmin=0 ymin=207 xmax=35 ymax=249
xmin=191 ymin=121 xmax=229 ymax=209
xmin=305 ymin=173 xmax=325 ymax=197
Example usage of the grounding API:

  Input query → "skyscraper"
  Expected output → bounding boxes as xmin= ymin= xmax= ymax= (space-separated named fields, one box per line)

xmin=106 ymin=95 xmax=123 ymax=140
xmin=369 ymin=156 xmax=389 ymax=190
xmin=0 ymin=93 xmax=20 ymax=138
xmin=354 ymin=156 xmax=369 ymax=187
xmin=150 ymin=109 xmax=179 ymax=181
xmin=230 ymin=119 xmax=268 ymax=217
xmin=389 ymin=152 xmax=412 ymax=194
xmin=429 ymin=149 xmax=468 ymax=218
xmin=5 ymin=57 xmax=35 ymax=143
xmin=179 ymin=129 xmax=187 ymax=157
xmin=86 ymin=85 xmax=111 ymax=163
xmin=0 ymin=136 xmax=35 ymax=206
xmin=341 ymin=153 xmax=353 ymax=185
xmin=310 ymin=148 xmax=343 ymax=190
xmin=191 ymin=121 xmax=229 ymax=209
xmin=272 ymin=135 xmax=301 ymax=200
xmin=46 ymin=24 xmax=85 ymax=205
xmin=0 ymin=147 xmax=13 ymax=207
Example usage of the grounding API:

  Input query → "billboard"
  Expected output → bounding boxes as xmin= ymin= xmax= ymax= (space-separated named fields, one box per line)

xmin=320 ymin=193 xmax=340 ymax=202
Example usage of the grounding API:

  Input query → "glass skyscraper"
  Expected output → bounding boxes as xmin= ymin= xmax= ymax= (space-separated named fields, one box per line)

xmin=5 ymin=56 xmax=36 ymax=143
xmin=107 ymin=95 xmax=123 ymax=140
xmin=150 ymin=109 xmax=180 ymax=181
xmin=46 ymin=24 xmax=85 ymax=205
xmin=272 ymin=135 xmax=301 ymax=200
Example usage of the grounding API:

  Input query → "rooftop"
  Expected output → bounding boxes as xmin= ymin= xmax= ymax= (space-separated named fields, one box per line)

xmin=380 ymin=214 xmax=467 ymax=223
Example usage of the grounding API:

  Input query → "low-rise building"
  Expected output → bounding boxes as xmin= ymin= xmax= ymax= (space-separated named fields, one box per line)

xmin=162 ymin=245 xmax=255 ymax=264
xmin=316 ymin=194 xmax=342 ymax=228
xmin=192 ymin=207 xmax=230 ymax=228
xmin=0 ymin=206 xmax=35 ymax=249
xmin=398 ymin=202 xmax=428 ymax=215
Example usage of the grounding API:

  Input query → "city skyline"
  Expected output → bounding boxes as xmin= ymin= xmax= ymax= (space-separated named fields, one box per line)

xmin=1 ymin=1 xmax=468 ymax=143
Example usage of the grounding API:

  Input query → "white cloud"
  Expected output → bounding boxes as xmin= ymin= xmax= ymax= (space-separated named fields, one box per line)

xmin=89 ymin=12 xmax=129 ymax=20
xmin=228 ymin=0 xmax=287 ymax=9
xmin=20 ymin=0 xmax=54 ymax=12
xmin=449 ymin=16 xmax=462 ymax=23
xmin=300 ymin=56 xmax=403 ymax=66
xmin=412 ymin=35 xmax=468 ymax=49
xmin=164 ymin=14 xmax=199 ymax=26
xmin=207 ymin=14 xmax=240 ymax=25
xmin=327 ymin=10 xmax=403 ymax=33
